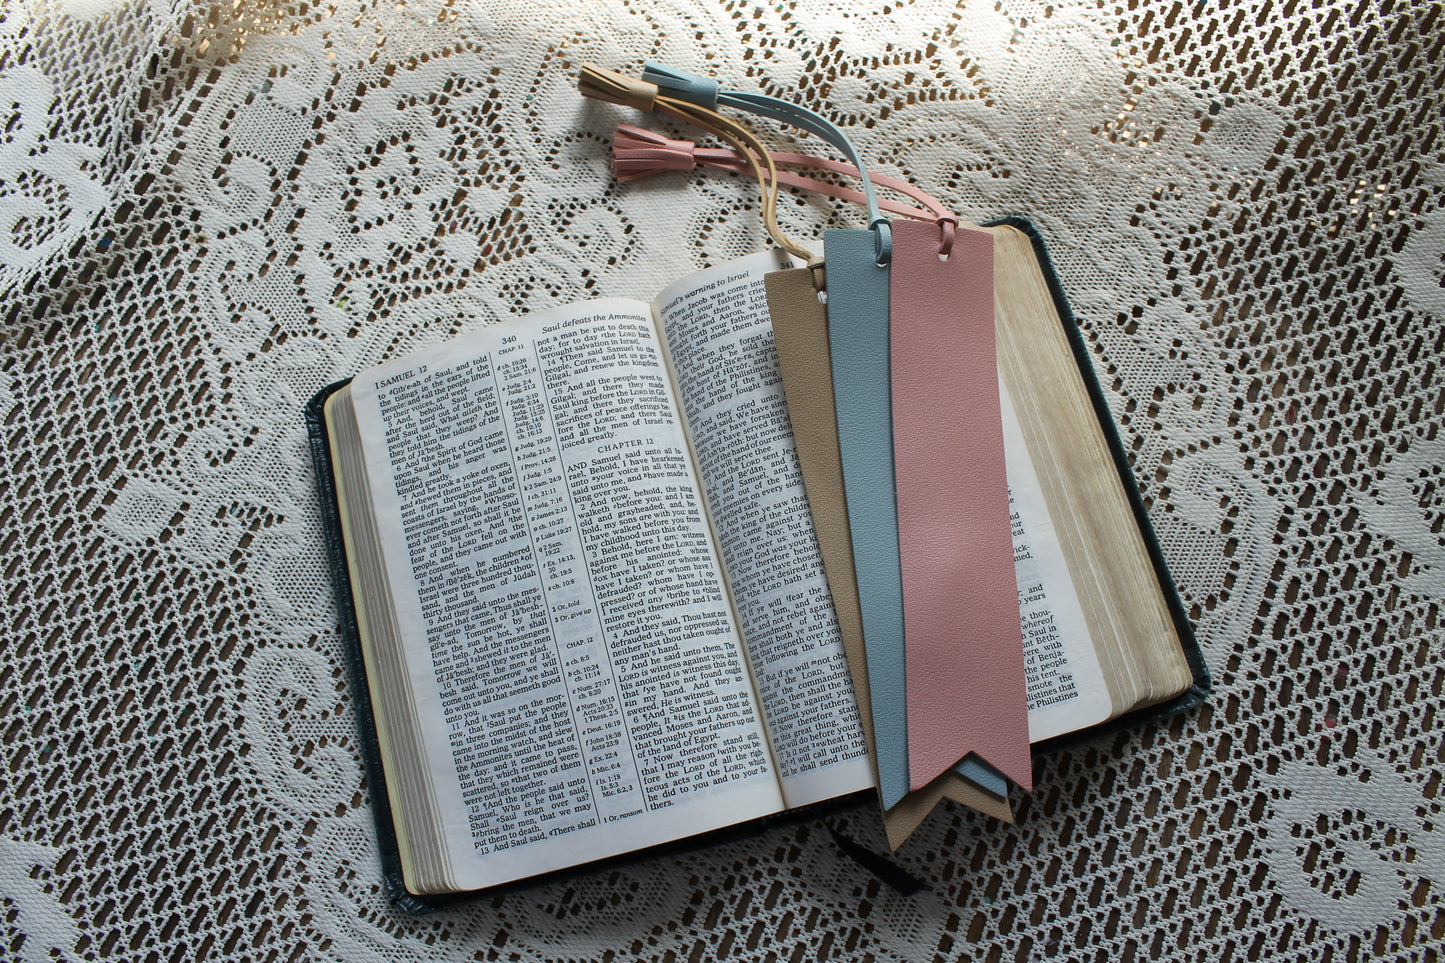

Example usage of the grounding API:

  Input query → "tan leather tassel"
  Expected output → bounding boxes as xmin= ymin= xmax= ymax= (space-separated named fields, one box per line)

xmin=578 ymin=63 xmax=658 ymax=113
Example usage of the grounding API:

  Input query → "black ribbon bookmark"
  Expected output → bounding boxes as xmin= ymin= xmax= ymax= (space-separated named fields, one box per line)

xmin=825 ymin=823 xmax=928 ymax=896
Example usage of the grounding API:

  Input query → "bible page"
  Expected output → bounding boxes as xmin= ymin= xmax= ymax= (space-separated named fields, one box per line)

xmin=654 ymin=253 xmax=874 ymax=808
xmin=1000 ymin=383 xmax=1113 ymax=741
xmin=348 ymin=300 xmax=783 ymax=893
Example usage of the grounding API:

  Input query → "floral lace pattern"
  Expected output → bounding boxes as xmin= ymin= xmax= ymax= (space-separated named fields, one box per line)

xmin=1 ymin=1 xmax=1442 ymax=960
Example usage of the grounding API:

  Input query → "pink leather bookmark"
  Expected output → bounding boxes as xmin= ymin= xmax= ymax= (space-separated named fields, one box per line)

xmin=890 ymin=220 xmax=1032 ymax=793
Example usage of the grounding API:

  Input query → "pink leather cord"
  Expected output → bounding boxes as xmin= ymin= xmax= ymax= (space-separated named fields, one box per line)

xmin=611 ymin=124 xmax=959 ymax=255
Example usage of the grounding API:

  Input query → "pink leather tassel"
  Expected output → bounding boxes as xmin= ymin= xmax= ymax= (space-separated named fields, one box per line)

xmin=611 ymin=124 xmax=700 ymax=180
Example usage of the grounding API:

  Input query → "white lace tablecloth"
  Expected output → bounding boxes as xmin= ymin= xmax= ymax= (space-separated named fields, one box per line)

xmin=2 ymin=1 xmax=1442 ymax=960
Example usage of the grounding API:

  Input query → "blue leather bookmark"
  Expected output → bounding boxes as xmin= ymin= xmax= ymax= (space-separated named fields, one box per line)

xmin=824 ymin=228 xmax=910 ymax=807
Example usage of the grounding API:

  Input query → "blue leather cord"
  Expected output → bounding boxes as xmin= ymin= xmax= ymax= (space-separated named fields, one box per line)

xmin=643 ymin=62 xmax=892 ymax=267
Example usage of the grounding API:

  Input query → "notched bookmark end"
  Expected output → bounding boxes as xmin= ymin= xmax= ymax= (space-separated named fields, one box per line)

xmin=578 ymin=63 xmax=658 ymax=114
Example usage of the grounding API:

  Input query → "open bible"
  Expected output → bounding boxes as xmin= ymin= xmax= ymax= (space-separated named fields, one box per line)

xmin=308 ymin=223 xmax=1206 ymax=902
